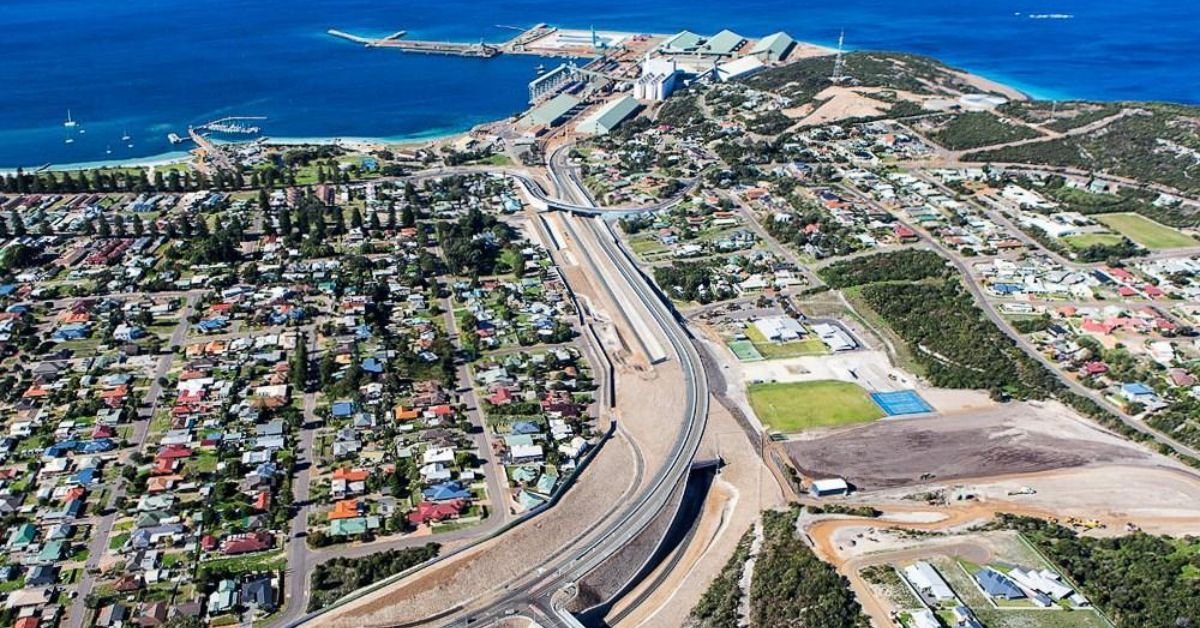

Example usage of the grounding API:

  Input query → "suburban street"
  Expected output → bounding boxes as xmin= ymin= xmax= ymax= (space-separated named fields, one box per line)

xmin=838 ymin=180 xmax=1200 ymax=461
xmin=65 ymin=295 xmax=197 ymax=628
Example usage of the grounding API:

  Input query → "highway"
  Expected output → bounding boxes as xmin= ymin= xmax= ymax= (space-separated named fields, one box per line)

xmin=429 ymin=154 xmax=710 ymax=626
xmin=436 ymin=146 xmax=710 ymax=624
xmin=283 ymin=158 xmax=706 ymax=627
xmin=401 ymin=159 xmax=696 ymax=216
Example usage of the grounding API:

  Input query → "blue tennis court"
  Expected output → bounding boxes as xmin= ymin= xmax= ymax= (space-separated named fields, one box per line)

xmin=871 ymin=390 xmax=934 ymax=416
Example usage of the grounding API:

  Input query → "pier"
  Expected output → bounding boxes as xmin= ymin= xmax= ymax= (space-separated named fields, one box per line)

xmin=326 ymin=23 xmax=609 ymax=60
xmin=327 ymin=28 xmax=500 ymax=58
xmin=187 ymin=128 xmax=235 ymax=173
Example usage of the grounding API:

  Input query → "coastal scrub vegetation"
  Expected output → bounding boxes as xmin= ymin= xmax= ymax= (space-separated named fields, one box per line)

xmin=855 ymin=281 xmax=1060 ymax=398
xmin=998 ymin=515 xmax=1200 ymax=627
xmin=688 ymin=528 xmax=754 ymax=628
xmin=743 ymin=51 xmax=987 ymax=106
xmin=998 ymin=100 xmax=1123 ymax=132
xmin=690 ymin=507 xmax=867 ymax=628
xmin=1147 ymin=398 xmax=1200 ymax=454
xmin=307 ymin=543 xmax=440 ymax=611
xmin=749 ymin=508 xmax=868 ymax=627
xmin=845 ymin=276 xmax=1200 ymax=468
xmin=925 ymin=111 xmax=1043 ymax=150
xmin=967 ymin=103 xmax=1200 ymax=195
xmin=818 ymin=249 xmax=952 ymax=288
xmin=656 ymin=90 xmax=714 ymax=137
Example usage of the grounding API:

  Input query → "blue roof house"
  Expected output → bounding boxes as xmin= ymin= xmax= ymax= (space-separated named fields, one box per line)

xmin=52 ymin=324 xmax=91 ymax=341
xmin=79 ymin=438 xmax=116 ymax=454
xmin=975 ymin=568 xmax=1025 ymax=600
xmin=71 ymin=468 xmax=100 ymax=486
xmin=510 ymin=421 xmax=542 ymax=435
xmin=423 ymin=482 xmax=472 ymax=502
xmin=362 ymin=358 xmax=384 ymax=374
xmin=1120 ymin=382 xmax=1159 ymax=405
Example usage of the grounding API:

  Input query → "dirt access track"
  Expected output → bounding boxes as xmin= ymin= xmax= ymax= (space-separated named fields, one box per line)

xmin=784 ymin=400 xmax=1164 ymax=490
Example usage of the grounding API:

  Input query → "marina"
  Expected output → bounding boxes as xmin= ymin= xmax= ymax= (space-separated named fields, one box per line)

xmin=197 ymin=116 xmax=266 ymax=135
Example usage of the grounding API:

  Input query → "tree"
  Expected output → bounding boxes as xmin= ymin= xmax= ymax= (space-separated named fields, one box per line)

xmin=278 ymin=207 xmax=293 ymax=239
xmin=9 ymin=210 xmax=24 ymax=236
xmin=291 ymin=334 xmax=309 ymax=389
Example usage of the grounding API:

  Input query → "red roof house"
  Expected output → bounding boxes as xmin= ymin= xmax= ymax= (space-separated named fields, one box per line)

xmin=220 ymin=531 xmax=274 ymax=555
xmin=407 ymin=500 xmax=465 ymax=525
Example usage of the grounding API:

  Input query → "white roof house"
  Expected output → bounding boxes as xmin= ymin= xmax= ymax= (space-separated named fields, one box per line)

xmin=904 ymin=561 xmax=956 ymax=602
xmin=422 ymin=446 xmax=456 ymax=465
xmin=910 ymin=610 xmax=941 ymax=628
xmin=510 ymin=443 xmax=544 ymax=461
xmin=754 ymin=316 xmax=805 ymax=342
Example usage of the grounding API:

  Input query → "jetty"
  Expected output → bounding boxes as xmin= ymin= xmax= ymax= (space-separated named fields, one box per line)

xmin=187 ymin=127 xmax=235 ymax=172
xmin=327 ymin=28 xmax=500 ymax=58
xmin=325 ymin=23 xmax=603 ymax=60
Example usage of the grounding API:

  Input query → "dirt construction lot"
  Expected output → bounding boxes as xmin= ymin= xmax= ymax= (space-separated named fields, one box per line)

xmin=784 ymin=400 xmax=1159 ymax=489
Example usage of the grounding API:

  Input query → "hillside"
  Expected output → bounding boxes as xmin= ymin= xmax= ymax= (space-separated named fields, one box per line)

xmin=967 ymin=103 xmax=1200 ymax=195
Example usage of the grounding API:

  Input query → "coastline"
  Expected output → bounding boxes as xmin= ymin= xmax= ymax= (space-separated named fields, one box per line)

xmin=0 ymin=130 xmax=466 ymax=175
xmin=0 ymin=38 xmax=1090 ymax=175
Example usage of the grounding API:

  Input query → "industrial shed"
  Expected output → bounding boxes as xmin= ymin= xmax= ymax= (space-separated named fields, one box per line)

xmin=576 ymin=95 xmax=641 ymax=135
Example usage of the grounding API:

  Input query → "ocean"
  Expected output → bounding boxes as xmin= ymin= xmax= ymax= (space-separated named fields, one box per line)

xmin=2 ymin=0 xmax=1197 ymax=168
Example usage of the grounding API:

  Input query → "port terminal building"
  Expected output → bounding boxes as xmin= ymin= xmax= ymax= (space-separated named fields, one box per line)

xmin=576 ymin=95 xmax=642 ymax=135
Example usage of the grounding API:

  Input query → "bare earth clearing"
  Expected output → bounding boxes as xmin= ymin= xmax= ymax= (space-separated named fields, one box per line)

xmin=784 ymin=401 xmax=1158 ymax=489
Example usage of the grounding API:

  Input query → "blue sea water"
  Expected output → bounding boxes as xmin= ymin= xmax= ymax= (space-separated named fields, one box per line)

xmin=1 ymin=0 xmax=1197 ymax=168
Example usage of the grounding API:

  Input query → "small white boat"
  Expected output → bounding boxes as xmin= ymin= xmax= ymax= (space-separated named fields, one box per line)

xmin=65 ymin=137 xmax=74 ymax=144
xmin=122 ymin=128 xmax=131 ymax=141
xmin=64 ymin=109 xmax=77 ymax=128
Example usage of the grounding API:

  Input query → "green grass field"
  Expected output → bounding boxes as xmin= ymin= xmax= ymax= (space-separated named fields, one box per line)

xmin=1096 ymin=213 xmax=1196 ymax=249
xmin=728 ymin=340 xmax=764 ymax=362
xmin=744 ymin=324 xmax=828 ymax=359
xmin=748 ymin=380 xmax=884 ymax=432
xmin=1063 ymin=233 xmax=1124 ymax=249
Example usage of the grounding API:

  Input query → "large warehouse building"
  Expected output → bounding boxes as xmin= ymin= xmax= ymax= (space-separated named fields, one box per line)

xmin=519 ymin=93 xmax=582 ymax=131
xmin=576 ymin=95 xmax=641 ymax=135
xmin=749 ymin=31 xmax=795 ymax=63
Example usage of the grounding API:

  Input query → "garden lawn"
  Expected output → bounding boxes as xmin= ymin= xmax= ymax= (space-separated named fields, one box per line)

xmin=1062 ymin=233 xmax=1124 ymax=249
xmin=1096 ymin=213 xmax=1196 ymax=249
xmin=748 ymin=380 xmax=884 ymax=432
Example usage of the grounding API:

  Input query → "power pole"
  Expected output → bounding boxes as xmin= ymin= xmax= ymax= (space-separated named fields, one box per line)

xmin=831 ymin=30 xmax=847 ymax=84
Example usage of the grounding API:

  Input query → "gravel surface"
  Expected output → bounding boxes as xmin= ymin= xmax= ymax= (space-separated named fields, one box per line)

xmin=785 ymin=401 xmax=1154 ymax=489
